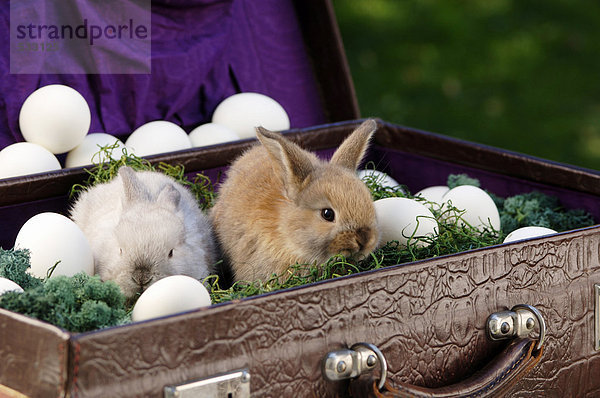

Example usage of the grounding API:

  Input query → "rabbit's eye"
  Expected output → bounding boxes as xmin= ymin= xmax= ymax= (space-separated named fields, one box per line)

xmin=168 ymin=249 xmax=174 ymax=258
xmin=119 ymin=248 xmax=123 ymax=255
xmin=321 ymin=208 xmax=335 ymax=222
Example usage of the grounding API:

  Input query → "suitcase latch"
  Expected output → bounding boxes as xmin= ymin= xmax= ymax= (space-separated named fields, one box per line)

xmin=486 ymin=304 xmax=546 ymax=352
xmin=164 ymin=368 xmax=250 ymax=398
xmin=322 ymin=342 xmax=388 ymax=391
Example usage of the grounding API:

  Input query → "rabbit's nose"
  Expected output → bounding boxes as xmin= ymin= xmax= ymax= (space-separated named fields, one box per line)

xmin=131 ymin=264 xmax=153 ymax=287
xmin=355 ymin=227 xmax=374 ymax=251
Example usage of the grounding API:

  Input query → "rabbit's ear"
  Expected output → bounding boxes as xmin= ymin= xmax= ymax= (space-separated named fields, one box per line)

xmin=330 ymin=119 xmax=377 ymax=171
xmin=256 ymin=127 xmax=315 ymax=194
xmin=119 ymin=167 xmax=150 ymax=204
xmin=157 ymin=184 xmax=181 ymax=210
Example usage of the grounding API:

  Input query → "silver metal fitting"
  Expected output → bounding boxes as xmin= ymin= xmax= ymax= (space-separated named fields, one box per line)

xmin=164 ymin=369 xmax=250 ymax=398
xmin=322 ymin=342 xmax=387 ymax=391
xmin=487 ymin=304 xmax=546 ymax=351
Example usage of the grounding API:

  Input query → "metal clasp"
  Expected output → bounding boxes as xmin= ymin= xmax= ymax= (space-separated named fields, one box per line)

xmin=322 ymin=342 xmax=388 ymax=391
xmin=486 ymin=304 xmax=546 ymax=352
xmin=164 ymin=369 xmax=250 ymax=398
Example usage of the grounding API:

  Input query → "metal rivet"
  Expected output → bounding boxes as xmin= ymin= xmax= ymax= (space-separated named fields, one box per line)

xmin=336 ymin=361 xmax=347 ymax=373
xmin=241 ymin=371 xmax=250 ymax=383
xmin=501 ymin=322 xmax=510 ymax=334
xmin=526 ymin=317 xmax=535 ymax=330
xmin=366 ymin=355 xmax=377 ymax=367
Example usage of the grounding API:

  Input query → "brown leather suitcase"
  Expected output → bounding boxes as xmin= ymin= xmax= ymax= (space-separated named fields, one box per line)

xmin=2 ymin=119 xmax=600 ymax=397
xmin=2 ymin=1 xmax=600 ymax=397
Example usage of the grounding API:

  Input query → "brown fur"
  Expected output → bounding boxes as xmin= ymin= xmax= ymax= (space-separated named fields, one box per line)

xmin=210 ymin=120 xmax=380 ymax=282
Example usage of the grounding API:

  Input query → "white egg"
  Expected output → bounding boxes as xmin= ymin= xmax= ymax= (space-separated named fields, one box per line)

xmin=415 ymin=186 xmax=450 ymax=204
xmin=374 ymin=197 xmax=439 ymax=247
xmin=14 ymin=212 xmax=94 ymax=278
xmin=19 ymin=84 xmax=91 ymax=154
xmin=503 ymin=226 xmax=557 ymax=244
xmin=65 ymin=133 xmax=128 ymax=168
xmin=442 ymin=185 xmax=501 ymax=232
xmin=131 ymin=275 xmax=212 ymax=322
xmin=357 ymin=169 xmax=400 ymax=188
xmin=189 ymin=123 xmax=241 ymax=147
xmin=0 ymin=142 xmax=61 ymax=179
xmin=125 ymin=120 xmax=192 ymax=157
xmin=0 ymin=278 xmax=24 ymax=295
xmin=212 ymin=92 xmax=290 ymax=139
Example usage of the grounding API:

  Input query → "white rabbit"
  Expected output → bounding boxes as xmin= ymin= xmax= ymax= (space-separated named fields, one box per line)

xmin=70 ymin=166 xmax=216 ymax=300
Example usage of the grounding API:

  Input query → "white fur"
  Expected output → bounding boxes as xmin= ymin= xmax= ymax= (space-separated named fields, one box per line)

xmin=70 ymin=167 xmax=216 ymax=299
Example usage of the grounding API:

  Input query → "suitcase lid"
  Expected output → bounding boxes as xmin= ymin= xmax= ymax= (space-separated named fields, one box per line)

xmin=0 ymin=0 xmax=358 ymax=150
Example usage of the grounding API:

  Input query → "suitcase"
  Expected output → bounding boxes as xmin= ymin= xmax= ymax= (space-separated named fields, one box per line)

xmin=1 ymin=1 xmax=600 ymax=397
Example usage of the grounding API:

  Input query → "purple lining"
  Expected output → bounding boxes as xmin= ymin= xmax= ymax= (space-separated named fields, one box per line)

xmin=0 ymin=0 xmax=325 ymax=150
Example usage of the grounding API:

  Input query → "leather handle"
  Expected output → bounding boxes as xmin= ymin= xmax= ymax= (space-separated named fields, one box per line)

xmin=351 ymin=338 xmax=543 ymax=398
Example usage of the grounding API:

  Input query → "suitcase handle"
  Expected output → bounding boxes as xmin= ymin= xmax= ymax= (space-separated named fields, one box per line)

xmin=325 ymin=304 xmax=545 ymax=397
xmin=364 ymin=337 xmax=543 ymax=398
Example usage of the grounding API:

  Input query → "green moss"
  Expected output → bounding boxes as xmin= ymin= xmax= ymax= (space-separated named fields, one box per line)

xmin=0 ymin=270 xmax=128 ymax=333
xmin=0 ymin=248 xmax=43 ymax=290
xmin=447 ymin=173 xmax=481 ymax=188
xmin=498 ymin=191 xmax=594 ymax=235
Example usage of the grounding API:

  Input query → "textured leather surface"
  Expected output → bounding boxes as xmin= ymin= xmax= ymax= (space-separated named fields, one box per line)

xmin=0 ymin=308 xmax=70 ymax=397
xmin=61 ymin=226 xmax=600 ymax=397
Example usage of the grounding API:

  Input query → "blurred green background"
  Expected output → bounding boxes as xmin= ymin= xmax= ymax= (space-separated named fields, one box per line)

xmin=333 ymin=0 xmax=600 ymax=171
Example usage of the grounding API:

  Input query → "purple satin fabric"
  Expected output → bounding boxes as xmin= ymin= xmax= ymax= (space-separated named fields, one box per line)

xmin=0 ymin=0 xmax=325 ymax=150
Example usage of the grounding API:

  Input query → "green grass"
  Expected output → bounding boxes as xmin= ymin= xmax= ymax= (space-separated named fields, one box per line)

xmin=70 ymin=144 xmax=216 ymax=210
xmin=209 ymin=170 xmax=593 ymax=303
xmin=71 ymin=153 xmax=594 ymax=304
xmin=333 ymin=0 xmax=600 ymax=170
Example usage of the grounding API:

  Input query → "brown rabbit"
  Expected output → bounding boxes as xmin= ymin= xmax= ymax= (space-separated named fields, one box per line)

xmin=211 ymin=119 xmax=380 ymax=282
